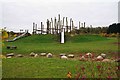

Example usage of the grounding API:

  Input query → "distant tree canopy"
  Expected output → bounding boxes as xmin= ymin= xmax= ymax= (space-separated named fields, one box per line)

xmin=1 ymin=29 xmax=8 ymax=39
xmin=107 ymin=23 xmax=120 ymax=34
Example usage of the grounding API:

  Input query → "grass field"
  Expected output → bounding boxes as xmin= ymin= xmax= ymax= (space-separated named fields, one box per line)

xmin=2 ymin=58 xmax=119 ymax=78
xmin=2 ymin=34 xmax=119 ymax=78
xmin=2 ymin=34 xmax=118 ymax=55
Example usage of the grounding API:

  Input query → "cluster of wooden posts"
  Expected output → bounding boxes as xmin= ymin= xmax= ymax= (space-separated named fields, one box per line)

xmin=32 ymin=14 xmax=86 ymax=35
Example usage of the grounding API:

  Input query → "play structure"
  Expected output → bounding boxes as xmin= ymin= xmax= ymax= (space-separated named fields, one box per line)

xmin=32 ymin=14 xmax=86 ymax=35
xmin=7 ymin=30 xmax=29 ymax=42
xmin=32 ymin=14 xmax=87 ymax=43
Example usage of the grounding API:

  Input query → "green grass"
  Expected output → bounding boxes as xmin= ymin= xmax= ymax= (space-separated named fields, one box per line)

xmin=2 ymin=58 xmax=118 ymax=78
xmin=2 ymin=34 xmax=119 ymax=78
xmin=2 ymin=34 xmax=118 ymax=56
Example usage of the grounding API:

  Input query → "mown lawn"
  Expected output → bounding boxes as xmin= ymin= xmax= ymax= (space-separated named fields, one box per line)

xmin=2 ymin=58 xmax=119 ymax=78
xmin=2 ymin=34 xmax=119 ymax=78
xmin=2 ymin=34 xmax=118 ymax=56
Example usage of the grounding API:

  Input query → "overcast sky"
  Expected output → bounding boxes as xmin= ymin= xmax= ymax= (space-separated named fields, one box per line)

xmin=0 ymin=0 xmax=119 ymax=33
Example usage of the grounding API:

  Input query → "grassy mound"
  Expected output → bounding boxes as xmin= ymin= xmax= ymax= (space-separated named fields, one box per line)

xmin=2 ymin=34 xmax=118 ymax=54
xmin=13 ymin=34 xmax=108 ymax=43
xmin=67 ymin=34 xmax=108 ymax=43
xmin=14 ymin=34 xmax=57 ymax=43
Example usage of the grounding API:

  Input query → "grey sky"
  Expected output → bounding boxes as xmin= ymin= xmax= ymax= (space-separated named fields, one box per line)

xmin=0 ymin=0 xmax=119 ymax=33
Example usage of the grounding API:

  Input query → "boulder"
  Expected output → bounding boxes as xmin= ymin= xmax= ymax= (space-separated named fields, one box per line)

xmin=67 ymin=54 xmax=74 ymax=58
xmin=30 ymin=52 xmax=36 ymax=57
xmin=61 ymin=55 xmax=68 ymax=59
xmin=102 ymin=59 xmax=111 ymax=62
xmin=34 ymin=54 xmax=38 ymax=57
xmin=100 ymin=53 xmax=106 ymax=58
xmin=59 ymin=53 xmax=67 ymax=56
xmin=115 ymin=58 xmax=120 ymax=62
xmin=7 ymin=56 xmax=12 ymax=58
xmin=79 ymin=56 xmax=86 ymax=61
xmin=96 ymin=56 xmax=103 ymax=61
xmin=6 ymin=53 xmax=14 ymax=57
xmin=46 ymin=53 xmax=53 ymax=58
xmin=85 ymin=53 xmax=92 ymax=58
xmin=40 ymin=53 xmax=47 ymax=56
xmin=17 ymin=54 xmax=23 ymax=57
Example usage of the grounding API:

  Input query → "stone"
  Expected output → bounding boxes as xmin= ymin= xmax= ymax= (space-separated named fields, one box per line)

xmin=102 ymin=59 xmax=111 ymax=62
xmin=7 ymin=56 xmax=12 ymax=58
xmin=61 ymin=55 xmax=68 ymax=59
xmin=79 ymin=56 xmax=86 ymax=61
xmin=40 ymin=53 xmax=47 ymax=56
xmin=6 ymin=53 xmax=14 ymax=57
xmin=96 ymin=56 xmax=103 ymax=61
xmin=34 ymin=54 xmax=38 ymax=57
xmin=85 ymin=53 xmax=92 ymax=58
xmin=46 ymin=53 xmax=53 ymax=58
xmin=10 ymin=46 xmax=17 ymax=50
xmin=100 ymin=53 xmax=106 ymax=58
xmin=59 ymin=53 xmax=66 ymax=56
xmin=115 ymin=58 xmax=120 ymax=62
xmin=17 ymin=54 xmax=23 ymax=57
xmin=67 ymin=54 xmax=74 ymax=58
xmin=30 ymin=52 xmax=36 ymax=57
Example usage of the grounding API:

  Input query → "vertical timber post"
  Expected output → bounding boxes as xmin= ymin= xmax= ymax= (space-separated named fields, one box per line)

xmin=66 ymin=17 xmax=68 ymax=33
xmin=61 ymin=28 xmax=65 ymax=43
xmin=84 ymin=22 xmax=85 ymax=28
xmin=47 ymin=19 xmax=49 ymax=34
xmin=54 ymin=17 xmax=57 ymax=34
xmin=79 ymin=21 xmax=80 ymax=30
xmin=41 ymin=22 xmax=43 ymax=34
xmin=58 ymin=14 xmax=61 ymax=33
xmin=51 ymin=18 xmax=53 ymax=34
xmin=70 ymin=18 xmax=72 ymax=33
xmin=33 ymin=22 xmax=35 ymax=34
xmin=36 ymin=24 xmax=37 ymax=34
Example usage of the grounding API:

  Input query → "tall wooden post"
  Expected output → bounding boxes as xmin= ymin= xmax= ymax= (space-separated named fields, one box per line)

xmin=58 ymin=14 xmax=61 ymax=33
xmin=81 ymin=23 xmax=83 ymax=28
xmin=33 ymin=22 xmax=35 ymax=34
xmin=79 ymin=21 xmax=80 ymax=30
xmin=51 ymin=18 xmax=53 ymax=34
xmin=72 ymin=20 xmax=74 ymax=30
xmin=70 ymin=18 xmax=72 ymax=33
xmin=41 ymin=22 xmax=43 ymax=34
xmin=54 ymin=17 xmax=57 ymax=34
xmin=49 ymin=22 xmax=51 ymax=34
xmin=47 ymin=19 xmax=50 ymax=34
xmin=36 ymin=24 xmax=37 ymax=34
xmin=57 ymin=21 xmax=59 ymax=34
xmin=84 ymin=22 xmax=85 ymax=28
xmin=66 ymin=17 xmax=68 ymax=33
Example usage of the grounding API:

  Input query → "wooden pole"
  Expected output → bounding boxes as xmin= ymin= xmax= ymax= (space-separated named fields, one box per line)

xmin=33 ymin=22 xmax=35 ymax=34
xmin=72 ymin=20 xmax=74 ymax=30
xmin=79 ymin=21 xmax=80 ymax=30
xmin=47 ymin=19 xmax=50 ymax=34
xmin=54 ymin=17 xmax=57 ymax=34
xmin=41 ymin=22 xmax=43 ymax=34
xmin=84 ymin=22 xmax=85 ymax=28
xmin=51 ymin=18 xmax=53 ymax=34
xmin=70 ymin=18 xmax=72 ymax=32
xmin=49 ymin=22 xmax=51 ymax=34
xmin=81 ymin=23 xmax=83 ymax=28
xmin=36 ymin=24 xmax=37 ymax=34
xmin=66 ymin=17 xmax=68 ymax=33
xmin=58 ymin=14 xmax=61 ymax=33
